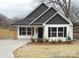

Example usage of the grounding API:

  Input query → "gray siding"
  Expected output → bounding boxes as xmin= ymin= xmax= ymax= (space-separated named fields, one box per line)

xmin=32 ymin=7 xmax=57 ymax=25
xmin=46 ymin=14 xmax=69 ymax=24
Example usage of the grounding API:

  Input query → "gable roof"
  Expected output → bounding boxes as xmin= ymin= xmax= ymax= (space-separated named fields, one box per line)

xmin=31 ymin=7 xmax=57 ymax=25
xmin=13 ymin=3 xmax=73 ymax=25
xmin=46 ymin=14 xmax=69 ymax=24
xmin=14 ymin=3 xmax=48 ymax=25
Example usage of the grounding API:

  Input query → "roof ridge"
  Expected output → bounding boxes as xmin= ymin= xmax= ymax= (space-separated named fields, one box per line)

xmin=30 ymin=7 xmax=57 ymax=25
xmin=23 ymin=3 xmax=48 ymax=20
xmin=29 ymin=7 xmax=50 ymax=24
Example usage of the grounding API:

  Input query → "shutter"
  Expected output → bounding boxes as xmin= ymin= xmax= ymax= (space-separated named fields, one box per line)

xmin=48 ymin=27 xmax=51 ymax=37
xmin=64 ymin=27 xmax=67 ymax=37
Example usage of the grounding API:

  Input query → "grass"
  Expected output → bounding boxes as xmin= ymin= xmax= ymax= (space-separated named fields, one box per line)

xmin=14 ymin=40 xmax=79 ymax=58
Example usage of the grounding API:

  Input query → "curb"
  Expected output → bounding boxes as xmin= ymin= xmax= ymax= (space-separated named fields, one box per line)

xmin=10 ymin=40 xmax=30 ymax=58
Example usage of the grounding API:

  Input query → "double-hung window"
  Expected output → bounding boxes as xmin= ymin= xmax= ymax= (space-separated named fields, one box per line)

xmin=19 ymin=27 xmax=26 ymax=35
xmin=52 ymin=27 xmax=57 ymax=37
xmin=27 ymin=27 xmax=31 ymax=35
xmin=58 ymin=27 xmax=63 ymax=37
xmin=48 ymin=27 xmax=57 ymax=37
xmin=48 ymin=27 xmax=67 ymax=37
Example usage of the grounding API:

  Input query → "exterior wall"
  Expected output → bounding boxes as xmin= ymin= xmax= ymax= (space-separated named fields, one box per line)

xmin=44 ymin=24 xmax=73 ymax=41
xmin=16 ymin=24 xmax=73 ymax=41
xmin=17 ymin=26 xmax=31 ymax=39
xmin=69 ymin=25 xmax=73 ymax=40
xmin=17 ymin=25 xmax=43 ymax=39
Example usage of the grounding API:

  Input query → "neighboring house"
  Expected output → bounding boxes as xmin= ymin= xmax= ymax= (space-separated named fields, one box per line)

xmin=13 ymin=3 xmax=73 ymax=41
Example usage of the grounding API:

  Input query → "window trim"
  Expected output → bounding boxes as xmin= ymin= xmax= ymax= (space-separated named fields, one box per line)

xmin=58 ymin=27 xmax=64 ymax=37
xmin=27 ymin=27 xmax=32 ymax=35
xmin=48 ymin=27 xmax=67 ymax=38
xmin=48 ymin=27 xmax=57 ymax=37
xmin=19 ymin=27 xmax=26 ymax=36
xmin=51 ymin=27 xmax=57 ymax=37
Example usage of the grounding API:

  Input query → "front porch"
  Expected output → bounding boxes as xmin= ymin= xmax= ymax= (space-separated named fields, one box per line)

xmin=17 ymin=24 xmax=72 ymax=42
xmin=17 ymin=26 xmax=44 ymax=40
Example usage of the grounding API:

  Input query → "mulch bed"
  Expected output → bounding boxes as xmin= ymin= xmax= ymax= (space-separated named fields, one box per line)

xmin=26 ymin=41 xmax=74 ymax=45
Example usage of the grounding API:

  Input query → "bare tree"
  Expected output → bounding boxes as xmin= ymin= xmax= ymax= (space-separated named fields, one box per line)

xmin=34 ymin=0 xmax=71 ymax=18
xmin=70 ymin=5 xmax=79 ymax=23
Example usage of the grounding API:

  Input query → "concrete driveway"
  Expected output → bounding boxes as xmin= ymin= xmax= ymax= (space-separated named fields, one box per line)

xmin=0 ymin=39 xmax=28 ymax=58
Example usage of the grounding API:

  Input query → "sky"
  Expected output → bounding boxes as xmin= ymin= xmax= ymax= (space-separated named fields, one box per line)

xmin=0 ymin=0 xmax=78 ymax=19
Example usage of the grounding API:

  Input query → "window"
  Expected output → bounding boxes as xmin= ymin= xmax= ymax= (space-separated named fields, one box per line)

xmin=48 ymin=27 xmax=67 ymax=37
xmin=19 ymin=27 xmax=26 ymax=35
xmin=27 ymin=27 xmax=31 ymax=35
xmin=64 ymin=27 xmax=67 ymax=37
xmin=32 ymin=27 xmax=34 ymax=35
xmin=48 ymin=27 xmax=51 ymax=37
xmin=52 ymin=27 xmax=57 ymax=37
xmin=58 ymin=27 xmax=63 ymax=37
xmin=48 ymin=27 xmax=57 ymax=37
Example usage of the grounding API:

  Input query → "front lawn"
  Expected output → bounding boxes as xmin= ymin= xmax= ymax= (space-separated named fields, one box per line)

xmin=13 ymin=40 xmax=79 ymax=58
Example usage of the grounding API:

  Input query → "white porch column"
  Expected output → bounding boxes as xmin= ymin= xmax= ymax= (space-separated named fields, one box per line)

xmin=34 ymin=27 xmax=38 ymax=39
xmin=70 ymin=25 xmax=73 ymax=40
xmin=44 ymin=26 xmax=48 ymax=39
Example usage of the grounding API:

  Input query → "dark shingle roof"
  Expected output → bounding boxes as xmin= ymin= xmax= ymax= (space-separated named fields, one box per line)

xmin=14 ymin=3 xmax=48 ymax=25
xmin=46 ymin=14 xmax=69 ymax=24
xmin=32 ymin=7 xmax=57 ymax=25
xmin=13 ymin=3 xmax=70 ymax=25
xmin=14 ymin=18 xmax=35 ymax=25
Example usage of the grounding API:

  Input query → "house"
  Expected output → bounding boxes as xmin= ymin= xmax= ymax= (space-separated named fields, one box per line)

xmin=13 ymin=3 xmax=73 ymax=41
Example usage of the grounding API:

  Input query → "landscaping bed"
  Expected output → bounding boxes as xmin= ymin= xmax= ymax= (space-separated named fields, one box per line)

xmin=13 ymin=40 xmax=79 ymax=58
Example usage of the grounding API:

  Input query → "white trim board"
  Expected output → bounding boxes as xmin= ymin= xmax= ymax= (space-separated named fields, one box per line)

xmin=57 ymin=12 xmax=73 ymax=25
xmin=43 ymin=12 xmax=73 ymax=25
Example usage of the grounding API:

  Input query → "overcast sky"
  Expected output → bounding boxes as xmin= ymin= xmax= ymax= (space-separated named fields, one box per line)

xmin=0 ymin=0 xmax=78 ymax=19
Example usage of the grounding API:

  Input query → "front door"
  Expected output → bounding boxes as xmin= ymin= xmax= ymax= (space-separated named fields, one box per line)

xmin=38 ymin=27 xmax=43 ymax=38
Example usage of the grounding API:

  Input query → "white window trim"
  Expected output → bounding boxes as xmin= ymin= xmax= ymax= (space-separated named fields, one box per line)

xmin=19 ymin=27 xmax=26 ymax=36
xmin=27 ymin=27 xmax=32 ymax=35
xmin=48 ymin=27 xmax=66 ymax=38
xmin=58 ymin=27 xmax=64 ymax=37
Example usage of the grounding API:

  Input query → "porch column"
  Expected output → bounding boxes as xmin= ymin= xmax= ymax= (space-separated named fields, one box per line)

xmin=31 ymin=27 xmax=33 ymax=39
xmin=34 ymin=27 xmax=37 ymax=39
xmin=31 ymin=27 xmax=35 ymax=39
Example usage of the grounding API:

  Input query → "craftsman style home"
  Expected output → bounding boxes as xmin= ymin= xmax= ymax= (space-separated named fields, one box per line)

xmin=13 ymin=3 xmax=73 ymax=41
